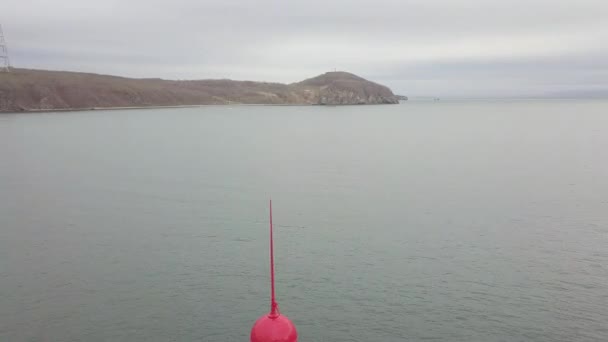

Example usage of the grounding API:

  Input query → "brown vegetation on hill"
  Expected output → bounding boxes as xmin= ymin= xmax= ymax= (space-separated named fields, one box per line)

xmin=0 ymin=69 xmax=399 ymax=112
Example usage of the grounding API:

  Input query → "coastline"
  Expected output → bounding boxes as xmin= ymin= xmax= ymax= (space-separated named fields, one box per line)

xmin=0 ymin=69 xmax=400 ymax=113
xmin=0 ymin=102 xmax=400 ymax=115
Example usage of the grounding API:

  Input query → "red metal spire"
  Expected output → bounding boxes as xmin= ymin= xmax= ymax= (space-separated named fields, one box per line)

xmin=250 ymin=200 xmax=298 ymax=342
xmin=269 ymin=199 xmax=279 ymax=317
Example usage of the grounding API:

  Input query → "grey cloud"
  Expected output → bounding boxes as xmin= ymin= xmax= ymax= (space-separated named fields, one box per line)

xmin=2 ymin=0 xmax=608 ymax=97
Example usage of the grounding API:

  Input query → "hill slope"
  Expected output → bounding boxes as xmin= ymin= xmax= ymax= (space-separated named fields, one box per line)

xmin=0 ymin=69 xmax=398 ymax=112
xmin=296 ymin=72 xmax=397 ymax=105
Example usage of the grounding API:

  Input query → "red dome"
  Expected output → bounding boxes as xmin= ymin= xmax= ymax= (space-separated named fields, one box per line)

xmin=250 ymin=313 xmax=298 ymax=342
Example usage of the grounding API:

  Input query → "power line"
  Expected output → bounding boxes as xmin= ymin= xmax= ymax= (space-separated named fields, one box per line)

xmin=0 ymin=24 xmax=11 ymax=72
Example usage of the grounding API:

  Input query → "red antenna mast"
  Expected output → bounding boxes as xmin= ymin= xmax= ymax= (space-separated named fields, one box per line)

xmin=250 ymin=200 xmax=298 ymax=342
xmin=269 ymin=200 xmax=279 ymax=317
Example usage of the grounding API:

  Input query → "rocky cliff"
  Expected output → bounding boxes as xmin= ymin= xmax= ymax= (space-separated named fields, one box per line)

xmin=295 ymin=72 xmax=399 ymax=105
xmin=0 ymin=69 xmax=399 ymax=112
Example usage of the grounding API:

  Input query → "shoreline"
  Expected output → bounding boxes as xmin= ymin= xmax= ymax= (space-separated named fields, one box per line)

xmin=0 ymin=102 xmax=400 ymax=114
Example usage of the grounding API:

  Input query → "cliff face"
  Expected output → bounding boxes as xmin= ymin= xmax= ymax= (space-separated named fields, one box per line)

xmin=296 ymin=72 xmax=399 ymax=105
xmin=0 ymin=69 xmax=399 ymax=112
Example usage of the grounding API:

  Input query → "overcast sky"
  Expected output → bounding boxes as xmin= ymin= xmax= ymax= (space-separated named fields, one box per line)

xmin=3 ymin=0 xmax=608 ymax=97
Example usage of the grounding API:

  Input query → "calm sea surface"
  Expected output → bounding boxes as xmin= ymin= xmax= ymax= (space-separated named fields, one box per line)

xmin=1 ymin=100 xmax=607 ymax=342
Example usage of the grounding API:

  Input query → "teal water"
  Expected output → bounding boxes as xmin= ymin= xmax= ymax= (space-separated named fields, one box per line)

xmin=1 ymin=100 xmax=607 ymax=341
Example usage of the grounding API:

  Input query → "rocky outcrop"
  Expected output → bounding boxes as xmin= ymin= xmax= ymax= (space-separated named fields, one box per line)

xmin=296 ymin=72 xmax=399 ymax=105
xmin=0 ymin=69 xmax=400 ymax=112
